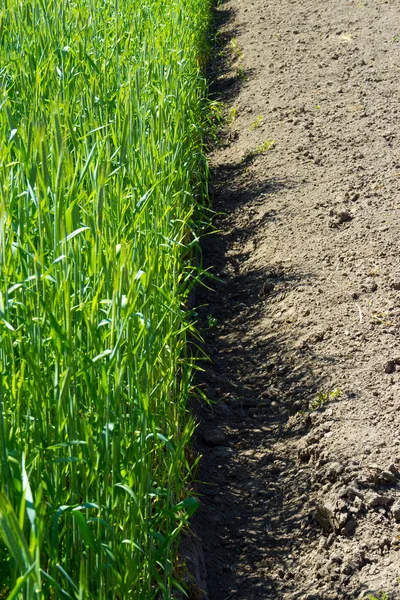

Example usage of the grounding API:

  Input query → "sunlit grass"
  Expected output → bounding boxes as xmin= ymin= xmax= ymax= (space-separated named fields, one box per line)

xmin=0 ymin=0 xmax=210 ymax=597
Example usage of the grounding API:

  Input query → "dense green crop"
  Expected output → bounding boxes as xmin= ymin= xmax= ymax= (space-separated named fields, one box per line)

xmin=0 ymin=0 xmax=210 ymax=597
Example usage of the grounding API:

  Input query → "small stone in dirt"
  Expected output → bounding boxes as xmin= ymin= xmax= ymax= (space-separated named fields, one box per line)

xmin=326 ymin=533 xmax=335 ymax=547
xmin=315 ymin=501 xmax=338 ymax=533
xmin=202 ymin=430 xmax=227 ymax=447
xmin=260 ymin=280 xmax=275 ymax=296
xmin=392 ymin=501 xmax=400 ymax=522
xmin=330 ymin=553 xmax=342 ymax=564
xmin=353 ymin=496 xmax=364 ymax=514
xmin=277 ymin=567 xmax=285 ymax=579
xmin=366 ymin=468 xmax=397 ymax=486
xmin=379 ymin=537 xmax=391 ymax=551
xmin=369 ymin=281 xmax=378 ymax=292
xmin=392 ymin=281 xmax=400 ymax=291
xmin=342 ymin=518 xmax=357 ymax=536
xmin=381 ymin=470 xmax=398 ymax=485
xmin=388 ymin=463 xmax=400 ymax=478
xmin=340 ymin=485 xmax=363 ymax=501
xmin=340 ymin=559 xmax=354 ymax=575
xmin=337 ymin=210 xmax=352 ymax=224
xmin=365 ymin=491 xmax=393 ymax=508
xmin=298 ymin=443 xmax=310 ymax=463
xmin=384 ymin=360 xmax=396 ymax=374
xmin=318 ymin=536 xmax=328 ymax=550
xmin=337 ymin=510 xmax=349 ymax=528
xmin=326 ymin=462 xmax=344 ymax=483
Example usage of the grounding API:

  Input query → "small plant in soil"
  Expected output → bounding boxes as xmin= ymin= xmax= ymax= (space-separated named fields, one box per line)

xmin=207 ymin=314 xmax=218 ymax=328
xmin=309 ymin=388 xmax=341 ymax=411
xmin=367 ymin=592 xmax=388 ymax=600
xmin=227 ymin=106 xmax=238 ymax=124
xmin=237 ymin=63 xmax=247 ymax=80
xmin=250 ymin=115 xmax=264 ymax=130
xmin=245 ymin=139 xmax=275 ymax=159
xmin=230 ymin=37 xmax=243 ymax=59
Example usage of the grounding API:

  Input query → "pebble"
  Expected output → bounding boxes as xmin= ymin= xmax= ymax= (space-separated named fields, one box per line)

xmin=326 ymin=533 xmax=335 ymax=547
xmin=384 ymin=360 xmax=396 ymax=374
xmin=340 ymin=560 xmax=354 ymax=575
xmin=342 ymin=519 xmax=357 ymax=536
xmin=337 ymin=511 xmax=349 ymax=528
xmin=260 ymin=280 xmax=275 ymax=296
xmin=330 ymin=553 xmax=342 ymax=564
xmin=369 ymin=281 xmax=378 ymax=292
xmin=380 ymin=470 xmax=398 ymax=485
xmin=337 ymin=210 xmax=352 ymax=224
xmin=293 ymin=400 xmax=303 ymax=411
xmin=326 ymin=462 xmax=343 ymax=482
xmin=365 ymin=491 xmax=393 ymax=508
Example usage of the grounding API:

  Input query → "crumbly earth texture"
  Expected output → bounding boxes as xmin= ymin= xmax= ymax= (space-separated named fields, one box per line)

xmin=192 ymin=0 xmax=400 ymax=598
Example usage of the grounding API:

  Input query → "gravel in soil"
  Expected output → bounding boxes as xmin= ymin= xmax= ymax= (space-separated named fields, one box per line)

xmin=191 ymin=0 xmax=400 ymax=598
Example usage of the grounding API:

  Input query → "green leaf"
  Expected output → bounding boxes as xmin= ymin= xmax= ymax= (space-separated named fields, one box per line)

xmin=173 ymin=497 xmax=199 ymax=518
xmin=0 ymin=493 xmax=32 ymax=571
xmin=22 ymin=455 xmax=36 ymax=533
xmin=72 ymin=510 xmax=97 ymax=552
xmin=64 ymin=226 xmax=90 ymax=243
xmin=7 ymin=563 xmax=36 ymax=600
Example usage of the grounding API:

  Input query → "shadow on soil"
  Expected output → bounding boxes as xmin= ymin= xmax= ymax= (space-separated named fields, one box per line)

xmin=193 ymin=235 xmax=321 ymax=600
xmin=192 ymin=164 xmax=368 ymax=600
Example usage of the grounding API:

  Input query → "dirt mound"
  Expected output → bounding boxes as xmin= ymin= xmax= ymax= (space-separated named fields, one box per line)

xmin=193 ymin=0 xmax=400 ymax=597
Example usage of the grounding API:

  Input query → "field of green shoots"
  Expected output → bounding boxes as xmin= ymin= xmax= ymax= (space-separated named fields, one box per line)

xmin=0 ymin=0 xmax=210 ymax=597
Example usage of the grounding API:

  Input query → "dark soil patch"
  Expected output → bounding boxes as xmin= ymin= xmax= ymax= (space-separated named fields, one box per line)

xmin=192 ymin=0 xmax=400 ymax=598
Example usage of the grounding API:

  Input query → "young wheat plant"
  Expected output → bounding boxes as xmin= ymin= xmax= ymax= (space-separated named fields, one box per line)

xmin=0 ymin=0 xmax=211 ymax=597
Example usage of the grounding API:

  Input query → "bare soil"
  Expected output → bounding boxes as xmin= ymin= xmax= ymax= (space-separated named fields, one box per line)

xmin=192 ymin=0 xmax=400 ymax=598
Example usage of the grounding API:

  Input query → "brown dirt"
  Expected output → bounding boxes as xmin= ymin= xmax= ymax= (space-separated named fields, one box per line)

xmin=192 ymin=0 xmax=400 ymax=598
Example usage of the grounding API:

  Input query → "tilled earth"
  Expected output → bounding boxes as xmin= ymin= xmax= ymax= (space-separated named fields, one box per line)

xmin=192 ymin=0 xmax=400 ymax=598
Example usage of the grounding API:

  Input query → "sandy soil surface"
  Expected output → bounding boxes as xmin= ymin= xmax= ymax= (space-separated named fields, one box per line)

xmin=192 ymin=0 xmax=400 ymax=598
